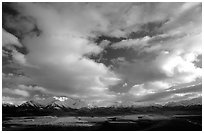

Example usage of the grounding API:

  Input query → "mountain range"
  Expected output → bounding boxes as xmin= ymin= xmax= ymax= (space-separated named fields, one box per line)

xmin=2 ymin=96 xmax=202 ymax=117
xmin=17 ymin=96 xmax=87 ymax=109
xmin=3 ymin=96 xmax=202 ymax=109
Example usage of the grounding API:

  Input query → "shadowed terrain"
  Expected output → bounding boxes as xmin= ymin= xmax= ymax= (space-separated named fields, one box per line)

xmin=2 ymin=103 xmax=202 ymax=131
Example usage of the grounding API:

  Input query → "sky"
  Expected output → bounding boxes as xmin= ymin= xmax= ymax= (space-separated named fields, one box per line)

xmin=2 ymin=2 xmax=202 ymax=106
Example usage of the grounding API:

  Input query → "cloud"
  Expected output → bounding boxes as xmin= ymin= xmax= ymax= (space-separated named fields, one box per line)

xmin=161 ymin=3 xmax=201 ymax=34
xmin=134 ymin=84 xmax=202 ymax=103
xmin=2 ymin=73 xmax=34 ymax=89
xmin=129 ymin=81 xmax=171 ymax=95
xmin=2 ymin=73 xmax=49 ymax=98
xmin=99 ymin=40 xmax=111 ymax=48
xmin=18 ymin=84 xmax=47 ymax=92
xmin=2 ymin=3 xmax=202 ymax=105
xmin=3 ymin=96 xmax=26 ymax=105
xmin=114 ymin=46 xmax=201 ymax=94
xmin=3 ymin=3 xmax=121 ymax=100
xmin=111 ymin=36 xmax=150 ymax=50
xmin=3 ymin=88 xmax=30 ymax=97
xmin=12 ymin=50 xmax=32 ymax=67
xmin=108 ymin=83 xmax=201 ymax=106
xmin=112 ymin=3 xmax=201 ymax=94
xmin=128 ymin=84 xmax=156 ymax=96
xmin=2 ymin=29 xmax=22 ymax=47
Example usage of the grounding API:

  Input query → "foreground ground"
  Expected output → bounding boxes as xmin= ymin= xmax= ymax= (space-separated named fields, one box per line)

xmin=2 ymin=114 xmax=202 ymax=131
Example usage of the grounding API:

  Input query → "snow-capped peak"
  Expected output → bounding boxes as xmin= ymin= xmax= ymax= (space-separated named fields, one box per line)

xmin=53 ymin=96 xmax=68 ymax=101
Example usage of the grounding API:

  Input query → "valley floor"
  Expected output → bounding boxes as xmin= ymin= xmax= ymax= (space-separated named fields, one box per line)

xmin=2 ymin=114 xmax=202 ymax=131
